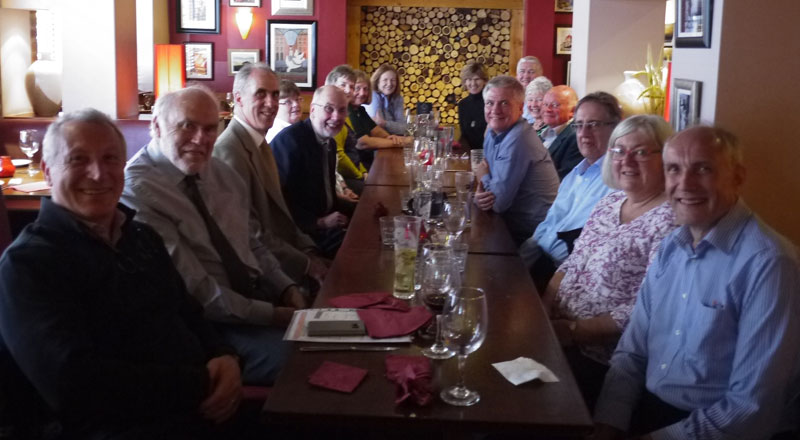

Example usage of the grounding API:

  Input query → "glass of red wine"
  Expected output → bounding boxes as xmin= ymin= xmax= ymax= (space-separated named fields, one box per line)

xmin=420 ymin=244 xmax=457 ymax=360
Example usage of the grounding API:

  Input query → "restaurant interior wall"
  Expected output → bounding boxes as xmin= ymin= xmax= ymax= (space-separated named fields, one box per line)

xmin=0 ymin=7 xmax=33 ymax=116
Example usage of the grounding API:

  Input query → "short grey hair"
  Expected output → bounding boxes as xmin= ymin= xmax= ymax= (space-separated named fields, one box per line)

xmin=483 ymin=75 xmax=525 ymax=104
xmin=42 ymin=108 xmax=126 ymax=166
xmin=151 ymin=86 xmax=218 ymax=138
xmin=525 ymin=76 xmax=553 ymax=98
xmin=602 ymin=114 xmax=674 ymax=189
xmin=232 ymin=62 xmax=277 ymax=98
xmin=325 ymin=64 xmax=356 ymax=86
xmin=664 ymin=125 xmax=743 ymax=167
xmin=517 ymin=56 xmax=543 ymax=75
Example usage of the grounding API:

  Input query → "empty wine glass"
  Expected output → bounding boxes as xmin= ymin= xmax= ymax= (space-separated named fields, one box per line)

xmin=420 ymin=245 xmax=457 ymax=360
xmin=406 ymin=113 xmax=416 ymax=137
xmin=19 ymin=130 xmax=40 ymax=176
xmin=440 ymin=287 xmax=488 ymax=406
xmin=225 ymin=92 xmax=235 ymax=111
xmin=443 ymin=200 xmax=467 ymax=243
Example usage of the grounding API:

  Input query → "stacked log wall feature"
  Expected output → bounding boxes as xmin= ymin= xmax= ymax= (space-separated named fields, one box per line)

xmin=359 ymin=6 xmax=513 ymax=126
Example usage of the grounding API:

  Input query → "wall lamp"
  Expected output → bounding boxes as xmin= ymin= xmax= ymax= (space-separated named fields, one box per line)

xmin=236 ymin=8 xmax=253 ymax=40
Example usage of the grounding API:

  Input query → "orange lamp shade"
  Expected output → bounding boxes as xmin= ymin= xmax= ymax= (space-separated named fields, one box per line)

xmin=154 ymin=44 xmax=186 ymax=99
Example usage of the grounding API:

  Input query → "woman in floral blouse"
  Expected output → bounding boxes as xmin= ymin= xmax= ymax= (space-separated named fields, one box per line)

xmin=541 ymin=114 xmax=676 ymax=410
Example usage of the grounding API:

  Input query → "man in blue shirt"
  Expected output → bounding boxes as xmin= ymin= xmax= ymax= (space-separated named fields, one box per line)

xmin=594 ymin=126 xmax=800 ymax=439
xmin=473 ymin=75 xmax=559 ymax=245
xmin=519 ymin=92 xmax=621 ymax=278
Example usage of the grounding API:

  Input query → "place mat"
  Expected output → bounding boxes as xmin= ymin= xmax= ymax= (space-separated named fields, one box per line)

xmin=308 ymin=361 xmax=368 ymax=393
xmin=357 ymin=306 xmax=432 ymax=339
xmin=9 ymin=181 xmax=50 ymax=192
xmin=329 ymin=292 xmax=409 ymax=311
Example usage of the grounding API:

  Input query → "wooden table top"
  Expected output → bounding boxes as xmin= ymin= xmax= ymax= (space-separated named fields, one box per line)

xmin=2 ymin=168 xmax=48 ymax=211
xmin=340 ymin=184 xmax=518 ymax=255
xmin=263 ymin=147 xmax=592 ymax=437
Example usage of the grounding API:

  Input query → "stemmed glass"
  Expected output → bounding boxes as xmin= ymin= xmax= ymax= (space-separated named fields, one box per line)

xmin=225 ymin=92 xmax=235 ymax=112
xmin=420 ymin=245 xmax=457 ymax=360
xmin=406 ymin=113 xmax=416 ymax=137
xmin=19 ymin=130 xmax=40 ymax=176
xmin=440 ymin=287 xmax=488 ymax=406
xmin=443 ymin=200 xmax=467 ymax=243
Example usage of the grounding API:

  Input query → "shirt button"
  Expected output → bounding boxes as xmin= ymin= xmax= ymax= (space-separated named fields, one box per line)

xmin=674 ymin=330 xmax=681 ymax=335
xmin=660 ymin=363 xmax=667 ymax=370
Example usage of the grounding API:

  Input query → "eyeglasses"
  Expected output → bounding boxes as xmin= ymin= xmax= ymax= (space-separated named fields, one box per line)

xmin=279 ymin=97 xmax=302 ymax=106
xmin=609 ymin=147 xmax=662 ymax=162
xmin=541 ymin=102 xmax=561 ymax=109
xmin=573 ymin=121 xmax=616 ymax=131
xmin=311 ymin=103 xmax=347 ymax=115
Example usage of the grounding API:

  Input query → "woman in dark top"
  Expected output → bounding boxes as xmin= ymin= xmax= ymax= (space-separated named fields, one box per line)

xmin=457 ymin=61 xmax=489 ymax=150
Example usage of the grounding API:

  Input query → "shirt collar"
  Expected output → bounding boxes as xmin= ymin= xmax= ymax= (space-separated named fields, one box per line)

xmin=489 ymin=118 xmax=525 ymax=143
xmin=233 ymin=115 xmax=267 ymax=147
xmin=674 ymin=198 xmax=749 ymax=254
xmin=78 ymin=208 xmax=127 ymax=246
xmin=146 ymin=140 xmax=209 ymax=186
xmin=575 ymin=154 xmax=605 ymax=175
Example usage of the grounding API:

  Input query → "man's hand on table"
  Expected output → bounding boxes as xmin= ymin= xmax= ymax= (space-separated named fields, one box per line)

xmin=474 ymin=189 xmax=495 ymax=211
xmin=200 ymin=355 xmax=242 ymax=424
xmin=473 ymin=158 xmax=490 ymax=181
xmin=318 ymin=212 xmax=349 ymax=229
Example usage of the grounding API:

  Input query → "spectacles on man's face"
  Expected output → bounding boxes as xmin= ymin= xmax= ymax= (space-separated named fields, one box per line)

xmin=609 ymin=147 xmax=662 ymax=162
xmin=312 ymin=103 xmax=347 ymax=116
xmin=574 ymin=121 xmax=616 ymax=131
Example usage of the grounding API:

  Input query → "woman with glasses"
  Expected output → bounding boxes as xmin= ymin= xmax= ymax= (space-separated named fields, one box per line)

xmin=363 ymin=64 xmax=407 ymax=135
xmin=457 ymin=61 xmax=489 ymax=150
xmin=541 ymin=114 xmax=677 ymax=411
xmin=266 ymin=80 xmax=303 ymax=143
xmin=524 ymin=76 xmax=553 ymax=131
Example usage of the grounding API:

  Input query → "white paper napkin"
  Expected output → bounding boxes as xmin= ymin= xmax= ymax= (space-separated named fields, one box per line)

xmin=10 ymin=181 xmax=50 ymax=192
xmin=492 ymin=356 xmax=560 ymax=385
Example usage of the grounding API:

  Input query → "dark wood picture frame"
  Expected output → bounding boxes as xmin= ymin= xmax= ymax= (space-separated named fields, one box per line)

xmin=267 ymin=20 xmax=317 ymax=90
xmin=177 ymin=0 xmax=220 ymax=34
xmin=675 ymin=0 xmax=713 ymax=48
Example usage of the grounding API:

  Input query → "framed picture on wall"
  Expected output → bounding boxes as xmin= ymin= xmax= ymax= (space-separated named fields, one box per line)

xmin=555 ymin=27 xmax=573 ymax=55
xmin=675 ymin=0 xmax=713 ymax=48
xmin=271 ymin=0 xmax=314 ymax=16
xmin=230 ymin=0 xmax=260 ymax=6
xmin=555 ymin=0 xmax=573 ymax=13
xmin=267 ymin=20 xmax=317 ymax=90
xmin=177 ymin=0 xmax=220 ymax=34
xmin=228 ymin=49 xmax=260 ymax=76
xmin=671 ymin=79 xmax=702 ymax=131
xmin=185 ymin=42 xmax=214 ymax=80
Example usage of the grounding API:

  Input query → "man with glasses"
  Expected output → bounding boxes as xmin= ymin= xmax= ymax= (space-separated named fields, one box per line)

xmin=539 ymin=85 xmax=582 ymax=179
xmin=473 ymin=75 xmax=559 ymax=245
xmin=214 ymin=64 xmax=328 ymax=288
xmin=272 ymin=85 xmax=354 ymax=257
xmin=520 ymin=92 xmax=621 ymax=290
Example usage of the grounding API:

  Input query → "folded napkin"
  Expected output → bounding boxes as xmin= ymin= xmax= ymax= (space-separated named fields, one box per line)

xmin=492 ymin=357 xmax=560 ymax=385
xmin=9 ymin=181 xmax=50 ymax=192
xmin=357 ymin=306 xmax=432 ymax=339
xmin=385 ymin=355 xmax=433 ymax=406
xmin=328 ymin=292 xmax=409 ymax=312
xmin=308 ymin=361 xmax=368 ymax=393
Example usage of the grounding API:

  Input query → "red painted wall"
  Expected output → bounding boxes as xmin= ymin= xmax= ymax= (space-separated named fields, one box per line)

xmin=168 ymin=0 xmax=347 ymax=93
xmin=168 ymin=0 xmax=569 ymax=91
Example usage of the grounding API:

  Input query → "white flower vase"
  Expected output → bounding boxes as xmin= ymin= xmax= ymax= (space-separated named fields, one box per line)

xmin=614 ymin=71 xmax=647 ymax=117
xmin=24 ymin=60 xmax=62 ymax=117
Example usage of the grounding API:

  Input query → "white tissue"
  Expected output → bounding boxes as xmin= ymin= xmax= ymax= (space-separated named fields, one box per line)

xmin=492 ymin=356 xmax=560 ymax=385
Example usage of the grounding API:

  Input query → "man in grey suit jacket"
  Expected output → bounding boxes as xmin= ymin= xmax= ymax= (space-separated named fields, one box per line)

xmin=213 ymin=63 xmax=328 ymax=286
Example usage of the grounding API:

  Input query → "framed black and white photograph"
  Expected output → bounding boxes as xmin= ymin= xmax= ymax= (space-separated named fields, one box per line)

xmin=267 ymin=20 xmax=317 ymax=90
xmin=675 ymin=0 xmax=713 ymax=48
xmin=177 ymin=0 xmax=220 ymax=34
xmin=555 ymin=27 xmax=573 ymax=55
xmin=228 ymin=49 xmax=260 ymax=76
xmin=271 ymin=0 xmax=314 ymax=16
xmin=229 ymin=0 xmax=260 ymax=6
xmin=184 ymin=42 xmax=213 ymax=80
xmin=555 ymin=0 xmax=573 ymax=13
xmin=671 ymin=79 xmax=702 ymax=131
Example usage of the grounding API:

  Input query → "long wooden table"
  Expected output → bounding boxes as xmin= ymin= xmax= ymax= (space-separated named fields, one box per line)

xmin=2 ymin=168 xmax=48 ymax=211
xmin=263 ymin=149 xmax=592 ymax=437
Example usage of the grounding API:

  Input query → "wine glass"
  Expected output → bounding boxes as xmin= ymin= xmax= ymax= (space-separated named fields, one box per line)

xmin=19 ymin=130 xmax=40 ymax=176
xmin=406 ymin=113 xmax=416 ymax=137
xmin=225 ymin=92 xmax=235 ymax=112
xmin=440 ymin=287 xmax=488 ymax=406
xmin=443 ymin=200 xmax=467 ymax=243
xmin=420 ymin=245 xmax=457 ymax=360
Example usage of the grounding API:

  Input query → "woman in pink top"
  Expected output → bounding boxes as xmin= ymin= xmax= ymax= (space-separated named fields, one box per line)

xmin=541 ymin=114 xmax=677 ymax=410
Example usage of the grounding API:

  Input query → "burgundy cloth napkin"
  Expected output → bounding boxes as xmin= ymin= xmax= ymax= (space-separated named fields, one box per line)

xmin=328 ymin=292 xmax=409 ymax=312
xmin=385 ymin=355 xmax=434 ymax=406
xmin=357 ymin=306 xmax=432 ymax=339
xmin=308 ymin=361 xmax=368 ymax=393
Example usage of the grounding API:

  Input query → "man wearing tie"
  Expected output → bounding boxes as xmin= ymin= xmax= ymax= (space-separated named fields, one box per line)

xmin=123 ymin=87 xmax=305 ymax=386
xmin=213 ymin=63 xmax=328 ymax=287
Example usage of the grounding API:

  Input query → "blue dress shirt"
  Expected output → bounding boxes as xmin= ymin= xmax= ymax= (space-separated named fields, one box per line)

xmin=595 ymin=200 xmax=800 ymax=439
xmin=480 ymin=119 xmax=559 ymax=244
xmin=518 ymin=155 xmax=613 ymax=267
